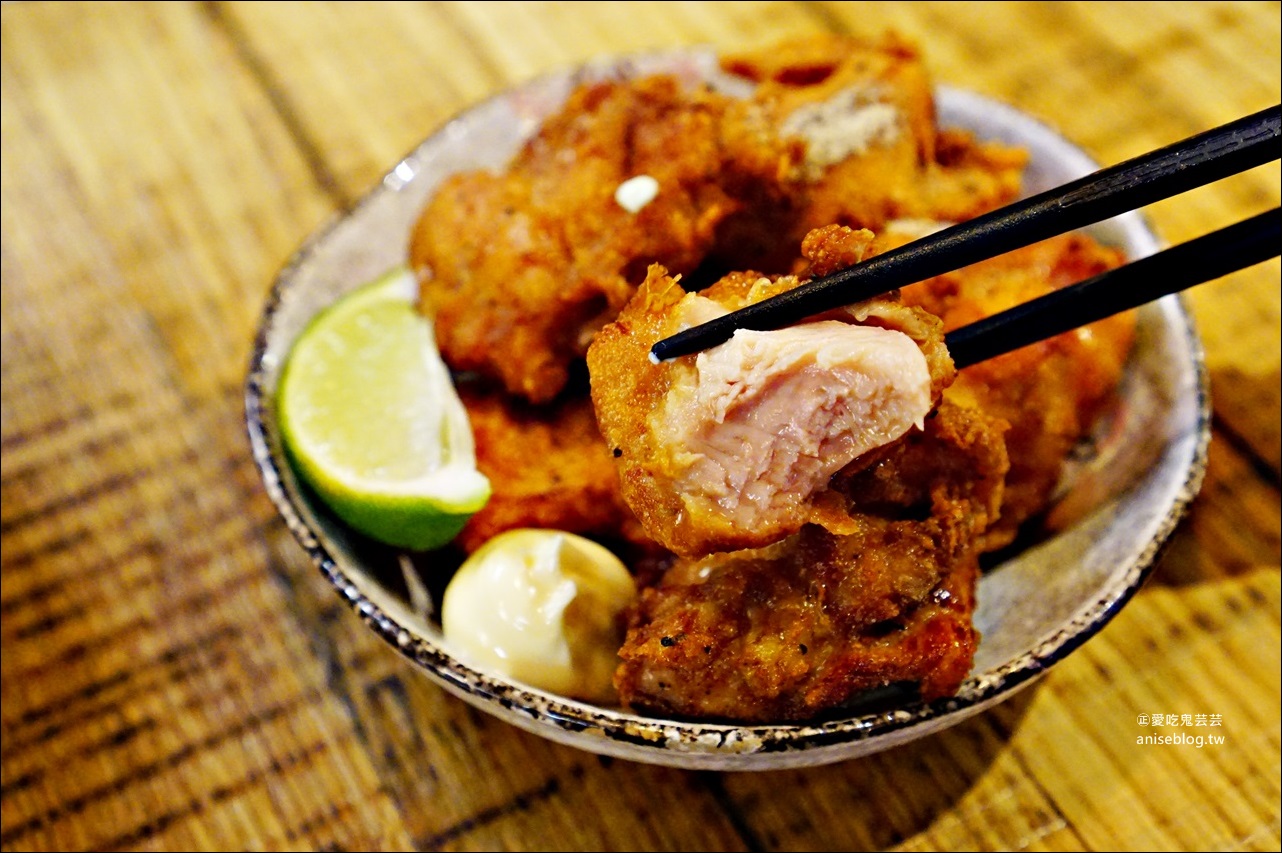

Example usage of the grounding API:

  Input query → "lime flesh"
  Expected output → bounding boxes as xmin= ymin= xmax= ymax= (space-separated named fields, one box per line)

xmin=278 ymin=268 xmax=490 ymax=550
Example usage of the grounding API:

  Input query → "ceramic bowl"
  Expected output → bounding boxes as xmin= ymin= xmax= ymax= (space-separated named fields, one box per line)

xmin=245 ymin=49 xmax=1209 ymax=771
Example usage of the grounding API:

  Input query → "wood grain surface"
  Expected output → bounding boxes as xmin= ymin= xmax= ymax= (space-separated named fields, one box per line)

xmin=2 ymin=2 xmax=1278 ymax=851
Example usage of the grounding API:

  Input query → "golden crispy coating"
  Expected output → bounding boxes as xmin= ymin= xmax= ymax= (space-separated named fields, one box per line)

xmin=411 ymin=75 xmax=790 ymax=404
xmin=893 ymin=231 xmax=1135 ymax=548
xmin=721 ymin=34 xmax=1027 ymax=241
xmin=588 ymin=225 xmax=955 ymax=558
xmin=455 ymin=384 xmax=649 ymax=553
xmin=614 ymin=401 xmax=1007 ymax=723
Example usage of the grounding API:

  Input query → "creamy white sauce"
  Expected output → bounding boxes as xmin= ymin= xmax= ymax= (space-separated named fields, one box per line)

xmin=614 ymin=174 xmax=660 ymax=213
xmin=442 ymin=529 xmax=636 ymax=701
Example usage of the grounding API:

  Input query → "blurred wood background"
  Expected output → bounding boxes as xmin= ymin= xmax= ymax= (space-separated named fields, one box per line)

xmin=2 ymin=2 xmax=1278 ymax=850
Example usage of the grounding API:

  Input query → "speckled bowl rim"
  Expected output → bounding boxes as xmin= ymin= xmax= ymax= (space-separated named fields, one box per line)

xmin=245 ymin=49 xmax=1211 ymax=771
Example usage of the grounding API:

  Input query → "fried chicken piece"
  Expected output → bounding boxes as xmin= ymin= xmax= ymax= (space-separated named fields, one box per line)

xmin=588 ymin=225 xmax=955 ymax=558
xmin=411 ymin=75 xmax=791 ymax=404
xmin=721 ymin=34 xmax=1027 ymax=242
xmin=614 ymin=400 xmax=1008 ymax=723
xmin=889 ymin=228 xmax=1135 ymax=549
xmin=455 ymin=384 xmax=648 ymax=553
xmin=723 ymin=33 xmax=935 ymax=184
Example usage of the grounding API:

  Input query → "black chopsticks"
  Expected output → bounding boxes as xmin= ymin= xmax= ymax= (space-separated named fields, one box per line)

xmin=946 ymin=207 xmax=1280 ymax=369
xmin=650 ymin=104 xmax=1281 ymax=363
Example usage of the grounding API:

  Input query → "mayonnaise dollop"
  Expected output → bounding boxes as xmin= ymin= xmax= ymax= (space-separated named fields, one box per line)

xmin=442 ymin=529 xmax=637 ymax=702
xmin=614 ymin=174 xmax=660 ymax=213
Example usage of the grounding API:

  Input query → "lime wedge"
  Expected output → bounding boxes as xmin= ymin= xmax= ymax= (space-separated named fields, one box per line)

xmin=277 ymin=267 xmax=490 ymax=550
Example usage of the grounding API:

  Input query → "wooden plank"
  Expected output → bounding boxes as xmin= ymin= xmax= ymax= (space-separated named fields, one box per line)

xmin=1159 ymin=436 xmax=1282 ymax=583
xmin=1008 ymin=569 xmax=1280 ymax=851
xmin=0 ymin=2 xmax=412 ymax=849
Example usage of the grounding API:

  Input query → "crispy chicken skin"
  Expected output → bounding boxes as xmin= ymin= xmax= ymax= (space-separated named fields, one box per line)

xmin=614 ymin=400 xmax=1008 ymax=723
xmin=455 ymin=385 xmax=649 ymax=554
xmin=588 ymin=225 xmax=956 ymax=558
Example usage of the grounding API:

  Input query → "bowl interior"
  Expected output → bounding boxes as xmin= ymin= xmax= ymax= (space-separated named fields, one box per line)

xmin=245 ymin=50 xmax=1209 ymax=771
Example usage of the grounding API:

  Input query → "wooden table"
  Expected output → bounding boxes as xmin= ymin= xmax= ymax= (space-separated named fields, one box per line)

xmin=2 ymin=3 xmax=1278 ymax=850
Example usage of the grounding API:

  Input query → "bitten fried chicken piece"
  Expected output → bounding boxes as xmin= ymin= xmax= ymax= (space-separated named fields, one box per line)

xmin=411 ymin=75 xmax=792 ymax=404
xmin=614 ymin=400 xmax=1009 ymax=723
xmin=720 ymin=34 xmax=1028 ymax=244
xmin=888 ymin=227 xmax=1135 ymax=549
xmin=455 ymin=384 xmax=649 ymax=553
xmin=588 ymin=225 xmax=955 ymax=558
